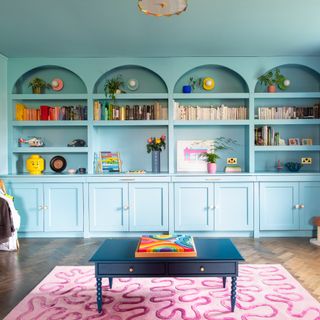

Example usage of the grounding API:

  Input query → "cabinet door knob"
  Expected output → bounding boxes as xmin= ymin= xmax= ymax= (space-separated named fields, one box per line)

xmin=123 ymin=205 xmax=129 ymax=210
xmin=43 ymin=205 xmax=48 ymax=210
xmin=300 ymin=204 xmax=305 ymax=209
xmin=38 ymin=205 xmax=43 ymax=210
xmin=294 ymin=204 xmax=300 ymax=209
xmin=200 ymin=266 xmax=205 ymax=272
xmin=129 ymin=267 xmax=134 ymax=273
xmin=209 ymin=206 xmax=215 ymax=210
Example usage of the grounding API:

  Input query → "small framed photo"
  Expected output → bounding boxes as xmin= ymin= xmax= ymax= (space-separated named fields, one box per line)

xmin=301 ymin=138 xmax=313 ymax=145
xmin=288 ymin=138 xmax=300 ymax=145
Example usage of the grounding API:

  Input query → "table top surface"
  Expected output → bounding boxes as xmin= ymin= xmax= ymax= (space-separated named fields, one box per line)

xmin=89 ymin=237 xmax=244 ymax=263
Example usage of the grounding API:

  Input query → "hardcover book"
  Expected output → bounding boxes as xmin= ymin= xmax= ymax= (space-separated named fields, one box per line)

xmin=135 ymin=234 xmax=197 ymax=258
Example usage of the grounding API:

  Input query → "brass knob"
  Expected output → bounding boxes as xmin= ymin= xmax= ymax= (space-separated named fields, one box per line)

xmin=129 ymin=267 xmax=134 ymax=273
xmin=294 ymin=204 xmax=300 ymax=209
xmin=300 ymin=204 xmax=305 ymax=209
xmin=200 ymin=266 xmax=205 ymax=272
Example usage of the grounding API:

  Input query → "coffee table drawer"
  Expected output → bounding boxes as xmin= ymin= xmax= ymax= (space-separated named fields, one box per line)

xmin=98 ymin=263 xmax=165 ymax=276
xmin=168 ymin=262 xmax=236 ymax=275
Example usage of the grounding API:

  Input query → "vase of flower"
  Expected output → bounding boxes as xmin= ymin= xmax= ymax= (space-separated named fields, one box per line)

xmin=152 ymin=150 xmax=161 ymax=173
xmin=146 ymin=135 xmax=166 ymax=173
xmin=207 ymin=162 xmax=217 ymax=174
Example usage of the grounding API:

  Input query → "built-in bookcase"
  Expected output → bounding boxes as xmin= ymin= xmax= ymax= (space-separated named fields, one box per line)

xmin=7 ymin=62 xmax=320 ymax=174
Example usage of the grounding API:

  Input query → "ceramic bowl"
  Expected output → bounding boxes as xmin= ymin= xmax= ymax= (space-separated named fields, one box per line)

xmin=285 ymin=162 xmax=302 ymax=172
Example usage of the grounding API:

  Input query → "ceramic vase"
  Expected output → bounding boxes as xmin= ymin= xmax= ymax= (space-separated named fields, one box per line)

xmin=207 ymin=162 xmax=216 ymax=174
xmin=152 ymin=150 xmax=161 ymax=173
xmin=32 ymin=87 xmax=42 ymax=94
xmin=267 ymin=85 xmax=276 ymax=93
xmin=182 ymin=85 xmax=192 ymax=93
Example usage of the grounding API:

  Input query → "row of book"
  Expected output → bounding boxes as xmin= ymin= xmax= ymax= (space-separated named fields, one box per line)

xmin=257 ymin=104 xmax=320 ymax=120
xmin=93 ymin=101 xmax=168 ymax=121
xmin=94 ymin=152 xmax=122 ymax=173
xmin=174 ymin=103 xmax=247 ymax=120
xmin=16 ymin=104 xmax=88 ymax=121
xmin=255 ymin=126 xmax=281 ymax=146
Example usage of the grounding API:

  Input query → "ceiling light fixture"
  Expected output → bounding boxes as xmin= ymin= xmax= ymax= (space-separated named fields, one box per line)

xmin=138 ymin=0 xmax=188 ymax=17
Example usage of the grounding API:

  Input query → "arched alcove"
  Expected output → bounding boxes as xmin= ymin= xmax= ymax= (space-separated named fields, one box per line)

xmin=93 ymin=65 xmax=168 ymax=94
xmin=174 ymin=65 xmax=249 ymax=93
xmin=255 ymin=64 xmax=320 ymax=93
xmin=12 ymin=65 xmax=87 ymax=94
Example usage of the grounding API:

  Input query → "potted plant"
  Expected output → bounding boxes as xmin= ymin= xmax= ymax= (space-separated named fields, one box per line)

xmin=182 ymin=77 xmax=201 ymax=93
xmin=104 ymin=75 xmax=125 ymax=103
xmin=201 ymin=137 xmax=236 ymax=174
xmin=146 ymin=135 xmax=166 ymax=173
xmin=28 ymin=78 xmax=51 ymax=94
xmin=258 ymin=68 xmax=289 ymax=93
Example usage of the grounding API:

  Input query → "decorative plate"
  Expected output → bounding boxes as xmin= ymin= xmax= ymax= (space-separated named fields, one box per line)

xmin=51 ymin=78 xmax=64 ymax=91
xmin=127 ymin=79 xmax=139 ymax=91
xmin=50 ymin=156 xmax=67 ymax=173
xmin=203 ymin=77 xmax=215 ymax=90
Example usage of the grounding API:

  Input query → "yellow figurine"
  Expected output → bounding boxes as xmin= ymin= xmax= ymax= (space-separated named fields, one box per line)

xmin=26 ymin=154 xmax=45 ymax=175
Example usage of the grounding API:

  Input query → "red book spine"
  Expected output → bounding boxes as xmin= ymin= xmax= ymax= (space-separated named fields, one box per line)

xmin=40 ymin=105 xmax=49 ymax=121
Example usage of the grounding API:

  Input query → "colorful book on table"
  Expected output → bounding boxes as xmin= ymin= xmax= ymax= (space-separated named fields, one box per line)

xmin=135 ymin=234 xmax=197 ymax=257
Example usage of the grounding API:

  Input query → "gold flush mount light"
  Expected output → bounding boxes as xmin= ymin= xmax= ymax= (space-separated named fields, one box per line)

xmin=138 ymin=0 xmax=188 ymax=17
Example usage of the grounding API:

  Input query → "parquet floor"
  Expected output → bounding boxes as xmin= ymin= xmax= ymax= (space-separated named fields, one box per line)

xmin=0 ymin=237 xmax=319 ymax=318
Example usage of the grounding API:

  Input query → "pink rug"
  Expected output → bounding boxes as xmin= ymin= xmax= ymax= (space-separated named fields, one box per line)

xmin=4 ymin=264 xmax=320 ymax=320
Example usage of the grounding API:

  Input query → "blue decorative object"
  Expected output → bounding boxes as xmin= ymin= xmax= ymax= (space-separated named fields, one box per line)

xmin=152 ymin=150 xmax=161 ymax=173
xmin=285 ymin=162 xmax=302 ymax=172
xmin=182 ymin=85 xmax=192 ymax=93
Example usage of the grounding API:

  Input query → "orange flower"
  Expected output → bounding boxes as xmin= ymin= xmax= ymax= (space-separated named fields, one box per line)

xmin=148 ymin=138 xmax=152 ymax=143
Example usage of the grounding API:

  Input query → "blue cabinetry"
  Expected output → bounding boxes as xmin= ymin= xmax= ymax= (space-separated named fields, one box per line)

xmin=89 ymin=182 xmax=169 ymax=232
xmin=7 ymin=182 xmax=83 ymax=233
xmin=174 ymin=183 xmax=214 ymax=231
xmin=260 ymin=182 xmax=300 ymax=230
xmin=215 ymin=183 xmax=253 ymax=231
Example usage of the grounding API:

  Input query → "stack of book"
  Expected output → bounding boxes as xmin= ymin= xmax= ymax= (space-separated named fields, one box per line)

xmin=94 ymin=101 xmax=168 ymax=121
xmin=255 ymin=126 xmax=281 ymax=146
xmin=174 ymin=102 xmax=247 ymax=120
xmin=257 ymin=104 xmax=320 ymax=120
xmin=15 ymin=103 xmax=87 ymax=121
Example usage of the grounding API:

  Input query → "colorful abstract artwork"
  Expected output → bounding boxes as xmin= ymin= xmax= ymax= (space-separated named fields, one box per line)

xmin=135 ymin=234 xmax=197 ymax=257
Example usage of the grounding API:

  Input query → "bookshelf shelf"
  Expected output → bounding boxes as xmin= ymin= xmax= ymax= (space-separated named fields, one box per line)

xmin=12 ymin=147 xmax=89 ymax=154
xmin=174 ymin=120 xmax=250 ymax=126
xmin=254 ymin=119 xmax=320 ymax=125
xmin=12 ymin=121 xmax=88 ymax=127
xmin=173 ymin=93 xmax=249 ymax=99
xmin=11 ymin=94 xmax=88 ymax=100
xmin=254 ymin=92 xmax=320 ymax=99
xmin=92 ymin=93 xmax=168 ymax=100
xmin=254 ymin=145 xmax=320 ymax=152
xmin=93 ymin=120 xmax=168 ymax=126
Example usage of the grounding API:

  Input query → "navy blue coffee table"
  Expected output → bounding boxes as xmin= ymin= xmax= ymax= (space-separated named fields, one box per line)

xmin=90 ymin=237 xmax=244 ymax=313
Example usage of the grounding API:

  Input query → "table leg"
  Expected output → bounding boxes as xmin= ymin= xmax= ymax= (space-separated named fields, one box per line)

xmin=231 ymin=276 xmax=237 ymax=312
xmin=222 ymin=276 xmax=226 ymax=288
xmin=109 ymin=277 xmax=113 ymax=289
xmin=97 ymin=277 xmax=102 ymax=313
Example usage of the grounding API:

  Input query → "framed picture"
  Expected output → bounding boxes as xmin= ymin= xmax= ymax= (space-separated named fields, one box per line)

xmin=177 ymin=140 xmax=213 ymax=172
xmin=301 ymin=138 xmax=313 ymax=145
xmin=288 ymin=138 xmax=300 ymax=145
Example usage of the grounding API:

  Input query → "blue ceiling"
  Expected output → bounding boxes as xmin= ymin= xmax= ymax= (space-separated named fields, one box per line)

xmin=0 ymin=0 xmax=320 ymax=58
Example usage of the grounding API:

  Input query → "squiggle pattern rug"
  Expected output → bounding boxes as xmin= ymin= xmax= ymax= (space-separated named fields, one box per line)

xmin=4 ymin=264 xmax=320 ymax=320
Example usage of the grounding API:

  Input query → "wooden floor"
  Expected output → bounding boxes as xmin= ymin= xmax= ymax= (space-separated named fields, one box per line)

xmin=0 ymin=237 xmax=319 ymax=318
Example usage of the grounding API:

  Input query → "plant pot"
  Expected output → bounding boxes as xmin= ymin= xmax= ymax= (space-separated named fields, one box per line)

xmin=182 ymin=85 xmax=192 ymax=94
xmin=32 ymin=87 xmax=43 ymax=94
xmin=207 ymin=162 xmax=217 ymax=174
xmin=152 ymin=150 xmax=161 ymax=173
xmin=267 ymin=85 xmax=276 ymax=93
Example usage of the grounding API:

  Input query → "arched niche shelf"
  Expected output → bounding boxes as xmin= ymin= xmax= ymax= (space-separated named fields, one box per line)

xmin=255 ymin=64 xmax=320 ymax=93
xmin=93 ymin=65 xmax=168 ymax=94
xmin=174 ymin=65 xmax=249 ymax=93
xmin=12 ymin=65 xmax=87 ymax=94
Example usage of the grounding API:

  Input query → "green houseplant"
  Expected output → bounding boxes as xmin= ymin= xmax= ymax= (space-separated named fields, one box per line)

xmin=28 ymin=78 xmax=51 ymax=94
xmin=258 ymin=68 xmax=289 ymax=93
xmin=201 ymin=137 xmax=236 ymax=173
xmin=104 ymin=75 xmax=125 ymax=102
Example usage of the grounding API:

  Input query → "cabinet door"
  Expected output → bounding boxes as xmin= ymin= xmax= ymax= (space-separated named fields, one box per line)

xmin=89 ymin=183 xmax=128 ymax=232
xmin=129 ymin=183 xmax=168 ymax=231
xmin=299 ymin=182 xmax=320 ymax=230
xmin=174 ymin=183 xmax=214 ymax=231
xmin=260 ymin=182 xmax=299 ymax=230
xmin=215 ymin=183 xmax=253 ymax=231
xmin=9 ymin=183 xmax=43 ymax=232
xmin=44 ymin=184 xmax=83 ymax=232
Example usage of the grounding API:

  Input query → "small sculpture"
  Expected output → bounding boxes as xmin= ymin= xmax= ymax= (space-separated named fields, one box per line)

xmin=19 ymin=137 xmax=44 ymax=147
xmin=26 ymin=155 xmax=45 ymax=175
xmin=67 ymin=139 xmax=86 ymax=147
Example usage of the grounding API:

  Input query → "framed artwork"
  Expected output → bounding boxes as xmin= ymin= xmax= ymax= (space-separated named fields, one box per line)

xmin=177 ymin=140 xmax=213 ymax=172
xmin=288 ymin=138 xmax=300 ymax=145
xmin=301 ymin=138 xmax=313 ymax=145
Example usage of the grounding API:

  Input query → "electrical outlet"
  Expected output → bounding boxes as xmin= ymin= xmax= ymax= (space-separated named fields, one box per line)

xmin=227 ymin=157 xmax=238 ymax=165
xmin=301 ymin=157 xmax=312 ymax=165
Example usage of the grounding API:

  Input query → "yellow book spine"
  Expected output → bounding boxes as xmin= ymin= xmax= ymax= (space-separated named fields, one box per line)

xmin=16 ymin=103 xmax=25 ymax=120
